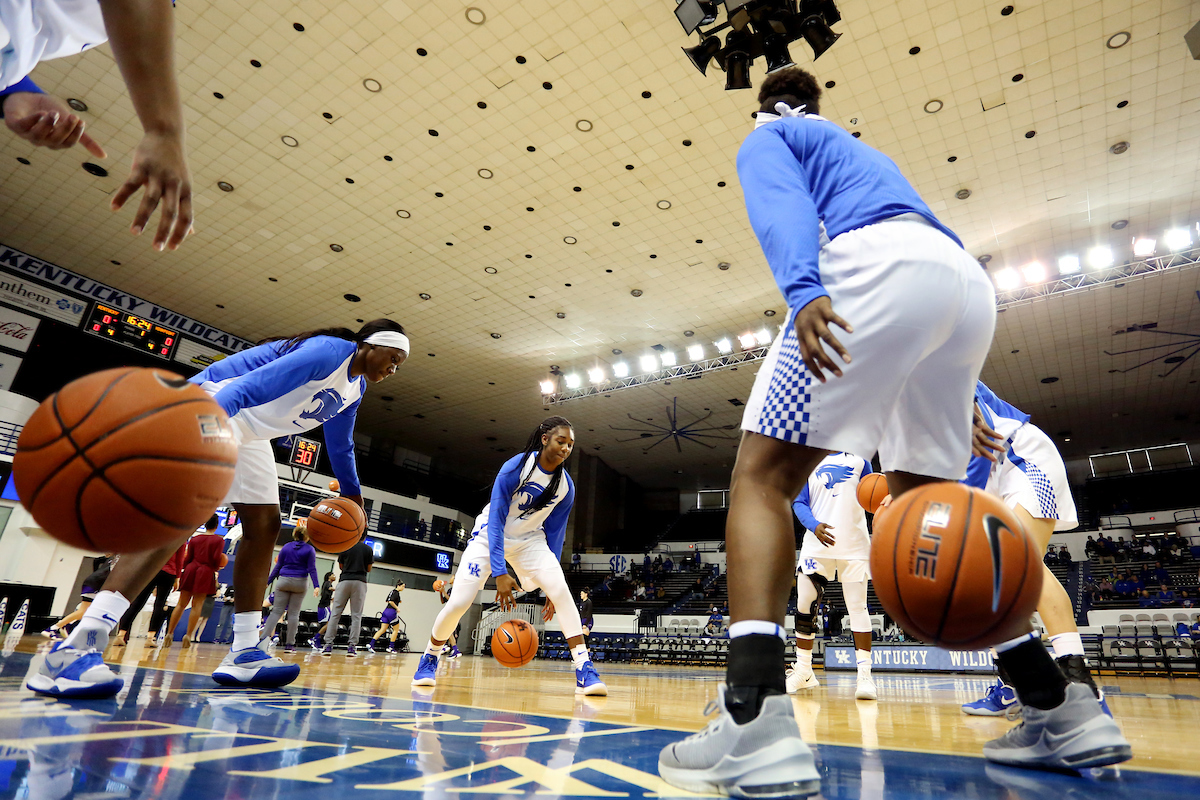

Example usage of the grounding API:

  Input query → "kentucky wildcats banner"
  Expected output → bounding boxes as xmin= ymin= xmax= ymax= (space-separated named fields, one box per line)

xmin=825 ymin=643 xmax=996 ymax=673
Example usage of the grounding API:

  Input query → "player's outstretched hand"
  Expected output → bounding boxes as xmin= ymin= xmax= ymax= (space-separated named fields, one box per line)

xmin=971 ymin=405 xmax=1005 ymax=462
xmin=795 ymin=296 xmax=853 ymax=383
xmin=813 ymin=522 xmax=836 ymax=547
xmin=4 ymin=92 xmax=107 ymax=157
xmin=542 ymin=599 xmax=556 ymax=622
xmin=111 ymin=129 xmax=193 ymax=251
xmin=494 ymin=574 xmax=517 ymax=611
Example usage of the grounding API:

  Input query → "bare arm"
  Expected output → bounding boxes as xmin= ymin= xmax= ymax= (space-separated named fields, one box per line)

xmin=98 ymin=0 xmax=193 ymax=251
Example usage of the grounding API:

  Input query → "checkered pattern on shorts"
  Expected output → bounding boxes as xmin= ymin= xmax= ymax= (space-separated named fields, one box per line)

xmin=1015 ymin=457 xmax=1058 ymax=519
xmin=751 ymin=324 xmax=814 ymax=444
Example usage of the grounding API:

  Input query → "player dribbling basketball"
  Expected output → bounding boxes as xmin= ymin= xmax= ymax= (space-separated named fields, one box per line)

xmin=26 ymin=319 xmax=408 ymax=698
xmin=411 ymin=417 xmax=606 ymax=695
xmin=788 ymin=452 xmax=877 ymax=700
xmin=657 ymin=68 xmax=1126 ymax=799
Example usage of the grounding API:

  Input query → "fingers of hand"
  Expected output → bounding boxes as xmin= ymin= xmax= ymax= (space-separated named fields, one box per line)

xmin=805 ymin=328 xmax=841 ymax=379
xmin=153 ymin=182 xmax=181 ymax=251
xmin=818 ymin=319 xmax=851 ymax=366
xmin=111 ymin=169 xmax=146 ymax=212
xmin=131 ymin=177 xmax=163 ymax=236
xmin=166 ymin=189 xmax=194 ymax=250
xmin=80 ymin=132 xmax=107 ymax=159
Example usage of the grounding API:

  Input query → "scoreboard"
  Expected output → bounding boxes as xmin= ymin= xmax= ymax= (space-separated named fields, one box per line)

xmin=288 ymin=437 xmax=322 ymax=471
xmin=85 ymin=303 xmax=179 ymax=360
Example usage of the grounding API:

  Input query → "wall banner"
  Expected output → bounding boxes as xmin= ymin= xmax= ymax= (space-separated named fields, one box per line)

xmin=0 ymin=306 xmax=41 ymax=352
xmin=825 ymin=643 xmax=996 ymax=673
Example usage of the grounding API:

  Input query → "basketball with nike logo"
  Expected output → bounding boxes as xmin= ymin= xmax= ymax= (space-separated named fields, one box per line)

xmin=869 ymin=483 xmax=1043 ymax=649
xmin=491 ymin=619 xmax=538 ymax=668
xmin=305 ymin=496 xmax=365 ymax=553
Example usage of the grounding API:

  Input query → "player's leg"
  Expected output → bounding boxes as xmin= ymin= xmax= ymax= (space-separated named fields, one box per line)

xmin=147 ymin=570 xmax=176 ymax=645
xmin=321 ymin=580 xmax=351 ymax=655
xmin=28 ymin=539 xmax=187 ymax=698
xmin=115 ymin=576 xmax=159 ymax=645
xmin=259 ymin=587 xmax=290 ymax=647
xmin=840 ymin=564 xmax=876 ymax=700
xmin=181 ymin=593 xmax=207 ymax=644
xmin=344 ymin=580 xmax=367 ymax=657
xmin=165 ymin=590 xmax=193 ymax=646
xmin=526 ymin=551 xmax=606 ymax=695
xmin=786 ymin=568 xmax=826 ymax=692
xmin=413 ymin=539 xmax=488 ymax=685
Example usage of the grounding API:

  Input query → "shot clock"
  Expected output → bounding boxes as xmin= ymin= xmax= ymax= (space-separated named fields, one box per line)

xmin=288 ymin=437 xmax=322 ymax=471
xmin=84 ymin=303 xmax=180 ymax=360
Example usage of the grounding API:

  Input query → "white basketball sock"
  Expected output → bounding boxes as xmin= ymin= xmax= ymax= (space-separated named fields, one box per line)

xmin=1049 ymin=632 xmax=1084 ymax=657
xmin=64 ymin=591 xmax=129 ymax=651
xmin=232 ymin=612 xmax=261 ymax=651
xmin=795 ymin=648 xmax=813 ymax=672
xmin=571 ymin=643 xmax=590 ymax=669
xmin=425 ymin=640 xmax=443 ymax=657
xmin=856 ymin=648 xmax=872 ymax=671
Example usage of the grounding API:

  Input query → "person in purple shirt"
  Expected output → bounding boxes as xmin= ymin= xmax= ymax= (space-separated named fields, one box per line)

xmin=261 ymin=527 xmax=319 ymax=652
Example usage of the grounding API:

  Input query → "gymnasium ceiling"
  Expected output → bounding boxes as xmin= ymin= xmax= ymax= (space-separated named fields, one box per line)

xmin=1 ymin=0 xmax=1198 ymax=491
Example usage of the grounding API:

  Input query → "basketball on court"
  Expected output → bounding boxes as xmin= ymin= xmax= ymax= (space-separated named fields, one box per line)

xmin=869 ymin=482 xmax=1043 ymax=649
xmin=492 ymin=619 xmax=538 ymax=668
xmin=13 ymin=368 xmax=238 ymax=552
xmin=433 ymin=580 xmax=445 ymax=592
xmin=857 ymin=472 xmax=889 ymax=513
xmin=306 ymin=496 xmax=366 ymax=553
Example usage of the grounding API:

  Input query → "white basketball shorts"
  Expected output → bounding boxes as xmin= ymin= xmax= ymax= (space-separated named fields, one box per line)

xmin=221 ymin=437 xmax=280 ymax=506
xmin=992 ymin=423 xmax=1079 ymax=531
xmin=456 ymin=532 xmax=564 ymax=595
xmin=798 ymin=556 xmax=870 ymax=584
xmin=742 ymin=214 xmax=996 ymax=480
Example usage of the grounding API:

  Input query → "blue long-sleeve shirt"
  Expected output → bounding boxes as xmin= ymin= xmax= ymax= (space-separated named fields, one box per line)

xmin=268 ymin=540 xmax=320 ymax=588
xmin=474 ymin=452 xmax=575 ymax=577
xmin=190 ymin=336 xmax=365 ymax=496
xmin=736 ymin=115 xmax=962 ymax=316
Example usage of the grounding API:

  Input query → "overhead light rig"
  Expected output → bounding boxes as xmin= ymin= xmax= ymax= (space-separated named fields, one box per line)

xmin=675 ymin=0 xmax=843 ymax=90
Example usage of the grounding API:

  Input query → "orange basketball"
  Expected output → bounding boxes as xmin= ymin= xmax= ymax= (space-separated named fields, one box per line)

xmin=432 ymin=580 xmax=446 ymax=592
xmin=856 ymin=472 xmax=889 ymax=514
xmin=306 ymin=497 xmax=365 ymax=553
xmin=869 ymin=483 xmax=1043 ymax=650
xmin=328 ymin=479 xmax=339 ymax=492
xmin=13 ymin=368 xmax=237 ymax=552
xmin=492 ymin=619 xmax=538 ymax=668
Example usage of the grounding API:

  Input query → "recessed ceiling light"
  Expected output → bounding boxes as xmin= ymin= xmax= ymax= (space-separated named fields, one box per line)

xmin=955 ymin=188 xmax=971 ymax=200
xmin=1116 ymin=100 xmax=1128 ymax=108
xmin=216 ymin=303 xmax=225 ymax=309
xmin=718 ymin=262 xmax=730 ymax=270
xmin=1000 ymin=5 xmax=1013 ymax=15
xmin=281 ymin=135 xmax=298 ymax=147
xmin=851 ymin=132 xmax=862 ymax=138
xmin=428 ymin=129 xmax=439 ymax=137
xmin=343 ymin=293 xmax=361 ymax=302
xmin=657 ymin=200 xmax=672 ymax=209
xmin=383 ymin=155 xmax=392 ymax=161
xmin=543 ymin=82 xmax=553 ymax=90
xmin=445 ymin=242 xmax=453 ymax=246
xmin=435 ymin=192 xmax=443 ymax=197
xmin=329 ymin=243 xmax=343 ymax=252
xmin=416 ymin=48 xmax=427 ymax=56
xmin=1011 ymin=73 xmax=1023 ymax=82
xmin=268 ymin=277 xmax=278 ymax=282
xmin=483 ymin=225 xmax=491 ymax=230
xmin=824 ymin=80 xmax=836 ymax=88
xmin=684 ymin=330 xmax=695 ymax=337
xmin=642 ymin=91 xmax=652 ymax=98
xmin=612 ymin=221 xmax=620 ymax=226
xmin=218 ymin=181 xmax=234 ymax=192
xmin=250 ymin=59 xmax=262 ymax=67
xmin=1111 ymin=219 xmax=1128 ymax=229
xmin=1040 ymin=376 xmax=1059 ymax=384
xmin=525 ymin=254 xmax=532 ymax=258
xmin=82 ymin=162 xmax=108 ymax=177
xmin=630 ymin=289 xmax=643 ymax=297
xmin=526 ymin=145 xmax=536 ymax=152
xmin=556 ymin=312 xmax=566 ymax=319
xmin=345 ymin=177 xmax=354 ymax=183
xmin=1109 ymin=141 xmax=1129 ymax=154
xmin=293 ymin=22 xmax=305 ymax=31
xmin=484 ymin=266 xmax=498 ymax=274
xmin=1024 ymin=130 xmax=1036 ymax=138
xmin=478 ymin=168 xmax=493 ymax=179
xmin=717 ymin=181 xmax=726 ymax=187
xmin=526 ymin=206 xmax=535 ymax=212
xmin=696 ymin=239 xmax=703 ymax=243
xmin=576 ymin=119 xmax=593 ymax=132
xmin=363 ymin=78 xmax=382 ymax=92
xmin=111 ymin=260 xmax=121 ymax=265
xmin=764 ymin=309 xmax=776 ymax=316
xmin=909 ymin=46 xmax=921 ymax=54
xmin=573 ymin=186 xmax=582 ymax=192
xmin=465 ymin=6 xmax=485 ymax=23
xmin=682 ymin=139 xmax=692 ymax=146
xmin=67 ymin=98 xmax=87 ymax=112
xmin=978 ymin=254 xmax=992 ymax=263
xmin=418 ymin=292 xmax=431 ymax=300
xmin=564 ymin=282 xmax=571 ymax=286
xmin=490 ymin=332 xmax=502 ymax=339
xmin=322 ymin=112 xmax=333 ymax=119
xmin=515 ymin=55 xmax=526 ymax=64
xmin=1106 ymin=31 xmax=1131 ymax=49
xmin=625 ymin=164 xmax=634 ymax=170
xmin=923 ymin=99 xmax=943 ymax=113
xmin=213 ymin=92 xmax=224 ymax=99
xmin=396 ymin=209 xmax=411 ymax=218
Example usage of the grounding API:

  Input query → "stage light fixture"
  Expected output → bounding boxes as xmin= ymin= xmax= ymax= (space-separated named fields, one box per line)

xmin=1087 ymin=246 xmax=1114 ymax=269
xmin=687 ymin=344 xmax=705 ymax=361
xmin=588 ymin=367 xmax=605 ymax=383
xmin=715 ymin=338 xmax=733 ymax=354
xmin=993 ymin=268 xmax=1021 ymax=291
xmin=723 ymin=31 xmax=752 ymax=91
xmin=1164 ymin=228 xmax=1192 ymax=251
xmin=564 ymin=373 xmax=582 ymax=389
xmin=1057 ymin=255 xmax=1080 ymax=274
xmin=660 ymin=351 xmax=678 ymax=367
xmin=675 ymin=0 xmax=719 ymax=35
xmin=639 ymin=355 xmax=659 ymax=372
xmin=613 ymin=361 xmax=630 ymax=378
xmin=1132 ymin=238 xmax=1156 ymax=257
xmin=754 ymin=328 xmax=772 ymax=346
xmin=682 ymin=35 xmax=723 ymax=75
xmin=738 ymin=332 xmax=758 ymax=349
xmin=1020 ymin=261 xmax=1046 ymax=284
xmin=763 ymin=33 xmax=794 ymax=73
xmin=539 ymin=380 xmax=555 ymax=395
xmin=797 ymin=0 xmax=842 ymax=60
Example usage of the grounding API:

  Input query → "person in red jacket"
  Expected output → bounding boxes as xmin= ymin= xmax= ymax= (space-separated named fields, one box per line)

xmin=164 ymin=516 xmax=228 ymax=647
xmin=113 ymin=540 xmax=187 ymax=647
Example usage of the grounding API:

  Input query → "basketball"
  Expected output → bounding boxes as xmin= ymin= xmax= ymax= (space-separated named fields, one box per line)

xmin=857 ymin=472 xmax=889 ymax=514
xmin=432 ymin=580 xmax=445 ymax=592
xmin=492 ymin=619 xmax=538 ymax=668
xmin=13 ymin=368 xmax=238 ymax=552
xmin=328 ymin=479 xmax=339 ymax=492
xmin=306 ymin=497 xmax=366 ymax=553
xmin=869 ymin=483 xmax=1043 ymax=650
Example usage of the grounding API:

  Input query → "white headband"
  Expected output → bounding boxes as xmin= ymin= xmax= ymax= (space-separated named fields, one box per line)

xmin=364 ymin=331 xmax=410 ymax=353
xmin=754 ymin=101 xmax=830 ymax=129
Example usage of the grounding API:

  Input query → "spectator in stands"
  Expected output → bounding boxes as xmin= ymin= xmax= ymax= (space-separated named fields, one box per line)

xmin=1130 ymin=571 xmax=1145 ymax=595
xmin=663 ymin=557 xmax=674 ymax=573
xmin=1138 ymin=589 xmax=1160 ymax=609
xmin=1113 ymin=573 xmax=1135 ymax=598
xmin=1097 ymin=536 xmax=1116 ymax=565
xmin=653 ymin=554 xmax=663 ymax=573
xmin=1097 ymin=574 xmax=1115 ymax=599
xmin=597 ymin=575 xmax=612 ymax=600
xmin=1150 ymin=561 xmax=1171 ymax=586
xmin=1191 ymin=619 xmax=1200 ymax=637
xmin=1180 ymin=590 xmax=1194 ymax=609
xmin=655 ymin=585 xmax=666 ymax=600
xmin=570 ymin=552 xmax=581 ymax=573
xmin=692 ymin=576 xmax=705 ymax=596
xmin=1083 ymin=578 xmax=1102 ymax=605
xmin=1057 ymin=545 xmax=1071 ymax=563
xmin=694 ymin=549 xmax=703 ymax=573
xmin=704 ymin=607 xmax=724 ymax=637
xmin=635 ymin=582 xmax=646 ymax=600
xmin=1043 ymin=549 xmax=1058 ymax=567
xmin=1142 ymin=539 xmax=1157 ymax=558
xmin=1156 ymin=584 xmax=1176 ymax=605
xmin=1084 ymin=536 xmax=1099 ymax=559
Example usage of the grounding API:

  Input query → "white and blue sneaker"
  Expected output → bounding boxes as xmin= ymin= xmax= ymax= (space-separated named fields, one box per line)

xmin=411 ymin=653 xmax=439 ymax=686
xmin=26 ymin=642 xmax=123 ymax=699
xmin=575 ymin=661 xmax=607 ymax=696
xmin=962 ymin=680 xmax=1020 ymax=716
xmin=212 ymin=641 xmax=300 ymax=688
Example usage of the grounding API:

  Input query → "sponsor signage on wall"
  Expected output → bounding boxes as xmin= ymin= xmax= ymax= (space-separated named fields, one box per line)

xmin=174 ymin=337 xmax=231 ymax=369
xmin=0 ymin=243 xmax=253 ymax=354
xmin=0 ymin=306 xmax=40 ymax=352
xmin=825 ymin=644 xmax=996 ymax=673
xmin=0 ymin=352 xmax=22 ymax=391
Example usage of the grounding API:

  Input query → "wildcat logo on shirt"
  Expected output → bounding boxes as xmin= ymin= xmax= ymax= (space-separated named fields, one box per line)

xmin=515 ymin=481 xmax=548 ymax=514
xmin=297 ymin=388 xmax=345 ymax=425
xmin=816 ymin=464 xmax=854 ymax=490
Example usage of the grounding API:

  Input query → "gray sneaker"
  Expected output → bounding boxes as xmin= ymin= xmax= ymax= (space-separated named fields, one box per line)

xmin=658 ymin=685 xmax=820 ymax=798
xmin=982 ymin=683 xmax=1132 ymax=770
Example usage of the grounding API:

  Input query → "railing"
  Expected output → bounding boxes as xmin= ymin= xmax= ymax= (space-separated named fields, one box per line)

xmin=472 ymin=603 xmax=545 ymax=655
xmin=0 ymin=421 xmax=22 ymax=457
xmin=1176 ymin=510 xmax=1200 ymax=524
xmin=1100 ymin=516 xmax=1132 ymax=530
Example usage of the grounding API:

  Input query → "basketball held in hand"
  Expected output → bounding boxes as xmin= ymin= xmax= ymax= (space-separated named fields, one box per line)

xmin=306 ymin=496 xmax=366 ymax=553
xmin=492 ymin=619 xmax=538 ymax=668
xmin=856 ymin=472 xmax=889 ymax=514
xmin=13 ymin=368 xmax=237 ymax=552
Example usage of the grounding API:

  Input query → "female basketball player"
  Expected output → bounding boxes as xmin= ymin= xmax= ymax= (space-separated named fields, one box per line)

xmin=960 ymin=381 xmax=1113 ymax=719
xmin=411 ymin=417 xmax=606 ymax=695
xmin=27 ymin=319 xmax=409 ymax=698
xmin=367 ymin=579 xmax=405 ymax=653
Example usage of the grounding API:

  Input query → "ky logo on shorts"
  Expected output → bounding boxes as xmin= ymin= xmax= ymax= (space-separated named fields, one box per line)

xmin=804 ymin=559 xmax=817 ymax=572
xmin=468 ymin=563 xmax=481 ymax=577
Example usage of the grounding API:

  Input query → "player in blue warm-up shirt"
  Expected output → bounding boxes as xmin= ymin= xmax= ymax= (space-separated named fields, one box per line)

xmin=28 ymin=319 xmax=409 ymax=699
xmin=412 ymin=416 xmax=606 ymax=696
xmin=661 ymin=67 xmax=1126 ymax=796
